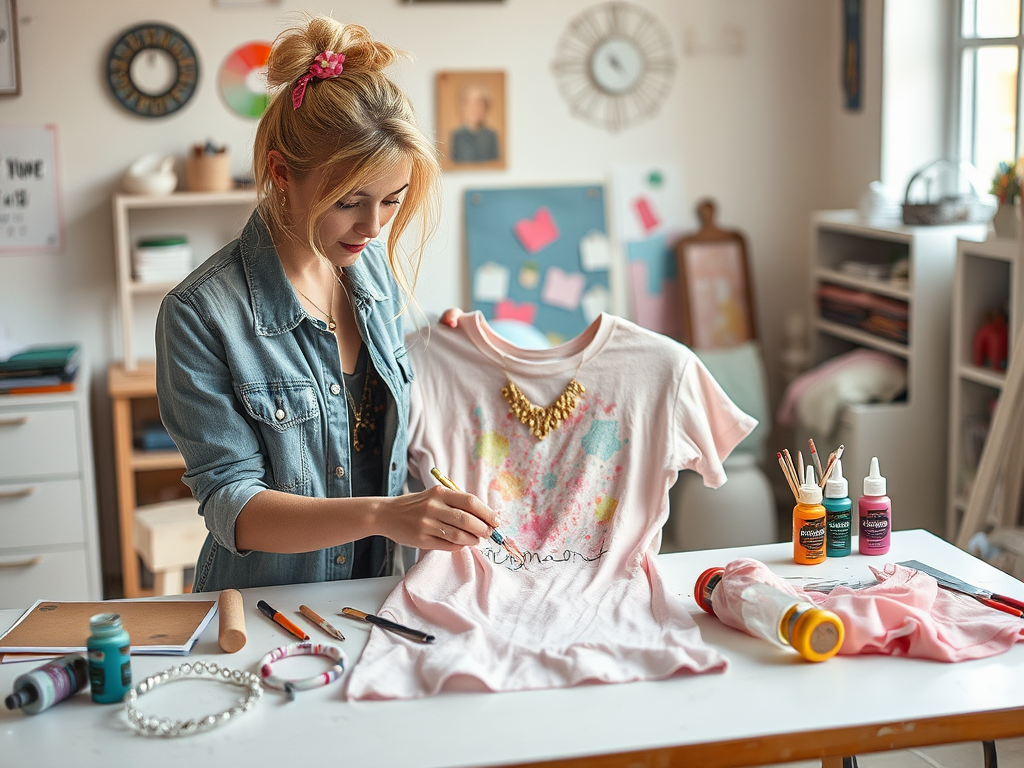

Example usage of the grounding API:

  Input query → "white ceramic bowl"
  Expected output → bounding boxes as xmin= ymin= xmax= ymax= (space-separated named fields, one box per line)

xmin=123 ymin=154 xmax=178 ymax=195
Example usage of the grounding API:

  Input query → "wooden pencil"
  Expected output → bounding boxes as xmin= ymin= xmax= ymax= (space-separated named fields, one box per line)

xmin=777 ymin=452 xmax=799 ymax=500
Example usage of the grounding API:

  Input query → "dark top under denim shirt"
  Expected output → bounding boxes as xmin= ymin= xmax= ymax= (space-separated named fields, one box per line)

xmin=155 ymin=211 xmax=412 ymax=592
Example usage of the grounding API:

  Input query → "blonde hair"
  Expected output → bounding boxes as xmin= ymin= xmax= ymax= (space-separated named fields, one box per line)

xmin=253 ymin=16 xmax=441 ymax=307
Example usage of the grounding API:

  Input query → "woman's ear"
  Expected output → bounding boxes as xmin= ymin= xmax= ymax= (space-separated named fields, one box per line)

xmin=267 ymin=150 xmax=290 ymax=191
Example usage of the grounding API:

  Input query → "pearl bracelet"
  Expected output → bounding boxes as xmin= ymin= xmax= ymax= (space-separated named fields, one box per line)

xmin=124 ymin=660 xmax=263 ymax=737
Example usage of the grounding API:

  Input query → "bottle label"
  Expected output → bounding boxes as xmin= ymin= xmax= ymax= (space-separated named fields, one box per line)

xmin=798 ymin=517 xmax=826 ymax=559
xmin=826 ymin=511 xmax=851 ymax=553
xmin=860 ymin=507 xmax=890 ymax=546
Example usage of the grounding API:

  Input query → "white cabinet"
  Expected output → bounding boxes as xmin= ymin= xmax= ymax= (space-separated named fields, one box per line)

xmin=0 ymin=363 xmax=101 ymax=607
xmin=805 ymin=211 xmax=987 ymax=537
xmin=113 ymin=190 xmax=256 ymax=370
xmin=946 ymin=236 xmax=1023 ymax=539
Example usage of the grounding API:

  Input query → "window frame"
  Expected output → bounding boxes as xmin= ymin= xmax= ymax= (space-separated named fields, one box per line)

xmin=953 ymin=0 xmax=1024 ymax=179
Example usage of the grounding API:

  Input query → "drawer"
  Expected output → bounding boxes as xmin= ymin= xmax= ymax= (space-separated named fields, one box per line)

xmin=0 ymin=548 xmax=91 ymax=609
xmin=0 ymin=478 xmax=86 ymax=549
xmin=0 ymin=405 xmax=80 ymax=481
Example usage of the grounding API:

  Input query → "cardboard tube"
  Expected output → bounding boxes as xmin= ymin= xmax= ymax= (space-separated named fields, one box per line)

xmin=218 ymin=589 xmax=246 ymax=653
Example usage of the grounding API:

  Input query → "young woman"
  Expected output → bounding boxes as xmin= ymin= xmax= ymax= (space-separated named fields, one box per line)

xmin=155 ymin=16 xmax=496 ymax=592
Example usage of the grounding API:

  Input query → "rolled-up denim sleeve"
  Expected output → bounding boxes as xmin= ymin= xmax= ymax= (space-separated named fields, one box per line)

xmin=155 ymin=292 xmax=267 ymax=555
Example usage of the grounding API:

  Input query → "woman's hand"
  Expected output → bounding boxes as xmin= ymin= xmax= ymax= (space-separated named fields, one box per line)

xmin=381 ymin=485 xmax=499 ymax=551
xmin=440 ymin=307 xmax=464 ymax=328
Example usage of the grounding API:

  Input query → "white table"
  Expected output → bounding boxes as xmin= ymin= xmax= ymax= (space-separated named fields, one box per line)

xmin=2 ymin=529 xmax=1023 ymax=768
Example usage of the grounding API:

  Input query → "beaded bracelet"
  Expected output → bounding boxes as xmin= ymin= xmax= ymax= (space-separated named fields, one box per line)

xmin=124 ymin=660 xmax=263 ymax=738
xmin=259 ymin=641 xmax=346 ymax=701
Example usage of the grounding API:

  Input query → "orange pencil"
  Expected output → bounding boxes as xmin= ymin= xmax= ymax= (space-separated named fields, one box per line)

xmin=257 ymin=600 xmax=308 ymax=641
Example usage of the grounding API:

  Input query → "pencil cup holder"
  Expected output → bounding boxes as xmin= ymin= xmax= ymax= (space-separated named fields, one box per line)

xmin=186 ymin=153 xmax=233 ymax=192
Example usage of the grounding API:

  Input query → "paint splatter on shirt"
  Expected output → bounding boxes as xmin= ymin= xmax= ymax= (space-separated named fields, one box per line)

xmin=346 ymin=312 xmax=757 ymax=700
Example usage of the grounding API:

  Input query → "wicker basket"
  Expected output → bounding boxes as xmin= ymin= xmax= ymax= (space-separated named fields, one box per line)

xmin=902 ymin=159 xmax=997 ymax=226
xmin=186 ymin=152 xmax=233 ymax=193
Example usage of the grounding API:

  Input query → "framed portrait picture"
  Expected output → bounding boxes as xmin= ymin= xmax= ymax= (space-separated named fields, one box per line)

xmin=436 ymin=70 xmax=506 ymax=171
xmin=0 ymin=0 xmax=21 ymax=96
xmin=674 ymin=199 xmax=757 ymax=349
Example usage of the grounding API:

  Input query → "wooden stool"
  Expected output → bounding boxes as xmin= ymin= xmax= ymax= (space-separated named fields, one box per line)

xmin=132 ymin=498 xmax=207 ymax=595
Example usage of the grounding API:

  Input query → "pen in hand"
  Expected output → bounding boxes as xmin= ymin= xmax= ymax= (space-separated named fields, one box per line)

xmin=429 ymin=467 xmax=525 ymax=564
xmin=257 ymin=600 xmax=309 ymax=641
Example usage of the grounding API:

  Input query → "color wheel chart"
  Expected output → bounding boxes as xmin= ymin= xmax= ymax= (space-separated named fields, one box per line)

xmin=219 ymin=42 xmax=271 ymax=119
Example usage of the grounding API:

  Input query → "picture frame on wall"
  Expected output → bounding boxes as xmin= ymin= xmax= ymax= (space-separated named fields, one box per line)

xmin=436 ymin=70 xmax=507 ymax=171
xmin=674 ymin=199 xmax=757 ymax=350
xmin=0 ymin=0 xmax=21 ymax=96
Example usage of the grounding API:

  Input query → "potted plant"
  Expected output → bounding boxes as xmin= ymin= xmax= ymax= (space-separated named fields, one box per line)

xmin=990 ymin=159 xmax=1021 ymax=238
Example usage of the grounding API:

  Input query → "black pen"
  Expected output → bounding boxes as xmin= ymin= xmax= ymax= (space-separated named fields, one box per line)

xmin=341 ymin=607 xmax=435 ymax=643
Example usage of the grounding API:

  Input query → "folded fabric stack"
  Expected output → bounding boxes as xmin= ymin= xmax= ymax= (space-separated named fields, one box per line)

xmin=132 ymin=236 xmax=193 ymax=283
xmin=817 ymin=283 xmax=909 ymax=344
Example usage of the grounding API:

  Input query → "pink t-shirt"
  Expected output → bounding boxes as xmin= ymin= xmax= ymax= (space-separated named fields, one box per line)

xmin=345 ymin=312 xmax=757 ymax=700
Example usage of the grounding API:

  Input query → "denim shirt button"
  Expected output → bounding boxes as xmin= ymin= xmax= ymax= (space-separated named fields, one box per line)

xmin=330 ymin=383 xmax=341 ymax=396
xmin=335 ymin=554 xmax=346 ymax=565
xmin=391 ymin=462 xmax=397 ymax=472
xmin=274 ymin=408 xmax=286 ymax=421
xmin=335 ymin=466 xmax=346 ymax=478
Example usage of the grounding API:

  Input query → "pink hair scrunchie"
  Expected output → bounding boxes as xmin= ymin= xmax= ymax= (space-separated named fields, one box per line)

xmin=291 ymin=50 xmax=346 ymax=110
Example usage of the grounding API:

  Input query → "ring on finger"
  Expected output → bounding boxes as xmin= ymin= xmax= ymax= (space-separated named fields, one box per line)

xmin=438 ymin=526 xmax=446 ymax=538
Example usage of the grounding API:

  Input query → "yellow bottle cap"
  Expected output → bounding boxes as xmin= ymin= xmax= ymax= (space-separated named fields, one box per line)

xmin=788 ymin=606 xmax=845 ymax=662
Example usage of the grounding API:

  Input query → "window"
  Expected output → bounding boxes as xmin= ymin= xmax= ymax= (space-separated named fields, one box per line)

xmin=955 ymin=0 xmax=1022 ymax=183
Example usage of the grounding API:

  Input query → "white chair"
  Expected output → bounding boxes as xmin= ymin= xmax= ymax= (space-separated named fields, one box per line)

xmin=132 ymin=498 xmax=207 ymax=595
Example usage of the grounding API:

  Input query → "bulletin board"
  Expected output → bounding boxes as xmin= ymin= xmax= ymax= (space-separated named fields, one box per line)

xmin=0 ymin=125 xmax=63 ymax=252
xmin=465 ymin=185 xmax=610 ymax=343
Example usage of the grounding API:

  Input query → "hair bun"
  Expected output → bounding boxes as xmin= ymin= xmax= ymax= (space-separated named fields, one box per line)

xmin=265 ymin=16 xmax=400 ymax=89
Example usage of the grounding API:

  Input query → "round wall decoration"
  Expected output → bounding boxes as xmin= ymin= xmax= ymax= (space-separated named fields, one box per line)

xmin=218 ymin=42 xmax=272 ymax=119
xmin=107 ymin=23 xmax=200 ymax=118
xmin=551 ymin=2 xmax=676 ymax=132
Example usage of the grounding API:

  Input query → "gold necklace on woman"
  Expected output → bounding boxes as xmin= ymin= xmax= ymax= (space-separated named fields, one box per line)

xmin=295 ymin=265 xmax=337 ymax=330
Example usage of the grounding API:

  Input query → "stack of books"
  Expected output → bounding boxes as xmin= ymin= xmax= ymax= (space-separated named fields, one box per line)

xmin=132 ymin=235 xmax=193 ymax=283
xmin=0 ymin=344 xmax=80 ymax=394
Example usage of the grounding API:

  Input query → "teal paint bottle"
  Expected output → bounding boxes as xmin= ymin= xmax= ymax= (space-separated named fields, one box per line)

xmin=823 ymin=459 xmax=852 ymax=557
xmin=87 ymin=613 xmax=131 ymax=704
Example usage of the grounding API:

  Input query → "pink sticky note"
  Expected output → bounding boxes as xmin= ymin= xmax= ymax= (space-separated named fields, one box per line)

xmin=513 ymin=207 xmax=560 ymax=254
xmin=633 ymin=196 xmax=660 ymax=234
xmin=541 ymin=267 xmax=585 ymax=311
xmin=495 ymin=299 xmax=537 ymax=325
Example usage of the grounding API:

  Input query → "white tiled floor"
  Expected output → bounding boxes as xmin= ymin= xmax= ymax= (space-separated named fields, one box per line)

xmin=759 ymin=737 xmax=1024 ymax=767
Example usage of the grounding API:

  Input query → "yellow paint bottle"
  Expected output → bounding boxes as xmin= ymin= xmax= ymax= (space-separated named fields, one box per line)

xmin=793 ymin=464 xmax=826 ymax=565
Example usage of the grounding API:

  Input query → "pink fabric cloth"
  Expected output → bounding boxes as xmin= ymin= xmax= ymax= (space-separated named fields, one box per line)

xmin=709 ymin=558 xmax=1024 ymax=662
xmin=345 ymin=312 xmax=757 ymax=700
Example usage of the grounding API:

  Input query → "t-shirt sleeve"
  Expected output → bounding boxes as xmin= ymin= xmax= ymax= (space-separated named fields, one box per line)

xmin=669 ymin=354 xmax=758 ymax=488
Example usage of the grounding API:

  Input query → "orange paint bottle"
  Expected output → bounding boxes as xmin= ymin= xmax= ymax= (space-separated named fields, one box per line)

xmin=793 ymin=465 xmax=826 ymax=565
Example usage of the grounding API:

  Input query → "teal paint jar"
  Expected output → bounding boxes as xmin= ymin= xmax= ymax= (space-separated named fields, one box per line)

xmin=87 ymin=613 xmax=132 ymax=704
xmin=823 ymin=459 xmax=852 ymax=557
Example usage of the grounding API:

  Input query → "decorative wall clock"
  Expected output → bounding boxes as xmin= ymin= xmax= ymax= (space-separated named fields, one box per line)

xmin=551 ymin=2 xmax=676 ymax=132
xmin=107 ymin=23 xmax=199 ymax=118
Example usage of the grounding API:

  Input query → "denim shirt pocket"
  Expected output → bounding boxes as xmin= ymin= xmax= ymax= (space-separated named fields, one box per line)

xmin=237 ymin=379 xmax=319 ymax=494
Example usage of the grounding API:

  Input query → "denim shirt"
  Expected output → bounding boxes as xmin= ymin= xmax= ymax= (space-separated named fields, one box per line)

xmin=155 ymin=211 xmax=412 ymax=592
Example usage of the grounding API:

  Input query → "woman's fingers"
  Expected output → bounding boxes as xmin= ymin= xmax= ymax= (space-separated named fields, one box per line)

xmin=439 ymin=307 xmax=464 ymax=328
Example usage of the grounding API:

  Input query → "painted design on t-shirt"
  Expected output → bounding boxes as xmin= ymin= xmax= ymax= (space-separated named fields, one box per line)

xmin=470 ymin=391 xmax=625 ymax=568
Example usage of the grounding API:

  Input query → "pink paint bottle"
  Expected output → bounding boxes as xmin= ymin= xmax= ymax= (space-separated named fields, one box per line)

xmin=858 ymin=457 xmax=891 ymax=555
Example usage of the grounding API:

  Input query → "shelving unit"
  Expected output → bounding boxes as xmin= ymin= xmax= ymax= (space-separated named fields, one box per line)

xmin=0 ymin=362 xmax=101 ymax=608
xmin=113 ymin=190 xmax=256 ymax=370
xmin=946 ymin=236 xmax=1023 ymax=540
xmin=804 ymin=211 xmax=987 ymax=537
xmin=110 ymin=190 xmax=256 ymax=596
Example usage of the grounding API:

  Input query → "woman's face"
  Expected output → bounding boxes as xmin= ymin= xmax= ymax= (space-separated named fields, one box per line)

xmin=288 ymin=160 xmax=412 ymax=268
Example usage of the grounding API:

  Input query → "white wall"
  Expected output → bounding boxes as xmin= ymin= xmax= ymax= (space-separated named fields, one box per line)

xmin=0 ymin=0 xmax=879 ymax=587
